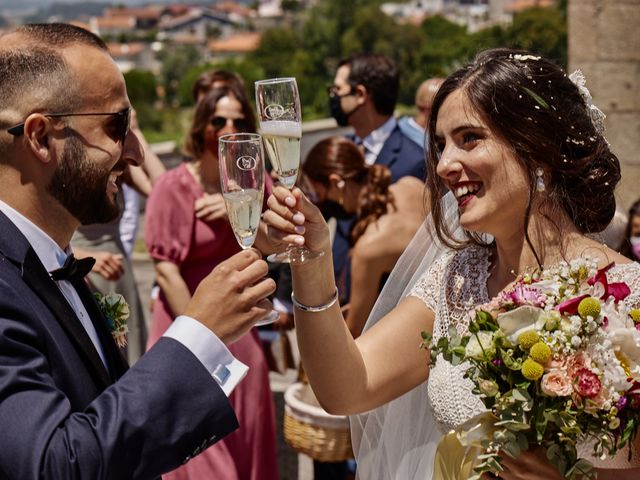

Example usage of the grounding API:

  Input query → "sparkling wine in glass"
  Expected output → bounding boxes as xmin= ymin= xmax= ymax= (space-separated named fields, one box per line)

xmin=255 ymin=77 xmax=322 ymax=263
xmin=219 ymin=133 xmax=279 ymax=325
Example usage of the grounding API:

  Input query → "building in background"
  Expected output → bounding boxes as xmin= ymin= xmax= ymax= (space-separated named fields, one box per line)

xmin=569 ymin=0 xmax=640 ymax=210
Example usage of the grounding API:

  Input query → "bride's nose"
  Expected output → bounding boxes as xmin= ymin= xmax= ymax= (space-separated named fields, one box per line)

xmin=436 ymin=145 xmax=462 ymax=180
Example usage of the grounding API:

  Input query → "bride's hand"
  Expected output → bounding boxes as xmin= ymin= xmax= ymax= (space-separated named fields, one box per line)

xmin=263 ymin=186 xmax=331 ymax=254
xmin=482 ymin=447 xmax=562 ymax=479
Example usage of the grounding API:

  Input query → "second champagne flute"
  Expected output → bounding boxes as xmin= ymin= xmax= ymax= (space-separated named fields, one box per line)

xmin=255 ymin=77 xmax=322 ymax=263
xmin=219 ymin=132 xmax=279 ymax=326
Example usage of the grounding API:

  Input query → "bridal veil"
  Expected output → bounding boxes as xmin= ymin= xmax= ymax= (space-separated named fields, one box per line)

xmin=349 ymin=193 xmax=462 ymax=479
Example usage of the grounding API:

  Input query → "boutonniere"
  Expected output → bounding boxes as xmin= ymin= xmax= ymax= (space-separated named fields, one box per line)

xmin=94 ymin=292 xmax=129 ymax=348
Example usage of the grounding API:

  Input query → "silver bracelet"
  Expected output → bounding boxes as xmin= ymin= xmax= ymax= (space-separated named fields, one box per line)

xmin=291 ymin=288 xmax=339 ymax=313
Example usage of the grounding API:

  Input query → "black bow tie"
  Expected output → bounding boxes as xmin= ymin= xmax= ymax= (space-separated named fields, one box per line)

xmin=50 ymin=254 xmax=96 ymax=282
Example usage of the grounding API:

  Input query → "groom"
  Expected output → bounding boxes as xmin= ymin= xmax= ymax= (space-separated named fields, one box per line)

xmin=0 ymin=23 xmax=275 ymax=479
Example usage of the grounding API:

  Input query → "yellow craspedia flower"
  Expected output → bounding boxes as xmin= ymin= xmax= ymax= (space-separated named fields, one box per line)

xmin=529 ymin=342 xmax=552 ymax=364
xmin=518 ymin=330 xmax=540 ymax=350
xmin=630 ymin=309 xmax=640 ymax=324
xmin=578 ymin=297 xmax=601 ymax=319
xmin=521 ymin=358 xmax=544 ymax=381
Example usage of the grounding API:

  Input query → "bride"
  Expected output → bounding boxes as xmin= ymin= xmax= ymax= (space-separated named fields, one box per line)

xmin=263 ymin=48 xmax=640 ymax=479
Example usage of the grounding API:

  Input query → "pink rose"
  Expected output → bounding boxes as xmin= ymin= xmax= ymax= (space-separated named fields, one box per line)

xmin=573 ymin=368 xmax=601 ymax=399
xmin=566 ymin=352 xmax=591 ymax=378
xmin=541 ymin=370 xmax=573 ymax=396
xmin=545 ymin=356 xmax=566 ymax=372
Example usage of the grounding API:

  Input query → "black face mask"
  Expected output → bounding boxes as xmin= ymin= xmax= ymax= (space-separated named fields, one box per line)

xmin=318 ymin=199 xmax=352 ymax=220
xmin=329 ymin=94 xmax=357 ymax=127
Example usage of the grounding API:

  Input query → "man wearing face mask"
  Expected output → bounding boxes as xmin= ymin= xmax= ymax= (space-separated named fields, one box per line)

xmin=326 ymin=53 xmax=425 ymax=305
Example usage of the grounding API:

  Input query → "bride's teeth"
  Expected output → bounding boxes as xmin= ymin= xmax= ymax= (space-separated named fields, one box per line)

xmin=454 ymin=184 xmax=481 ymax=198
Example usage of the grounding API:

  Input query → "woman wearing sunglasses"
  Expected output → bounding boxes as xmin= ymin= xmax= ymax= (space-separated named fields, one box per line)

xmin=144 ymin=85 xmax=279 ymax=480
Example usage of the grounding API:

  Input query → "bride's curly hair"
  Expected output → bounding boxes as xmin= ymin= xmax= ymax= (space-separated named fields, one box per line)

xmin=302 ymin=136 xmax=395 ymax=246
xmin=426 ymin=48 xmax=620 ymax=264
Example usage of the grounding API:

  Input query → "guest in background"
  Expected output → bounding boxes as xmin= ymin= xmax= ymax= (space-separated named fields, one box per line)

xmin=620 ymin=199 xmax=640 ymax=261
xmin=303 ymin=136 xmax=424 ymax=337
xmin=193 ymin=69 xmax=246 ymax=103
xmin=144 ymin=84 xmax=278 ymax=480
xmin=328 ymin=53 xmax=426 ymax=307
xmin=118 ymin=108 xmax=167 ymax=258
xmin=398 ymin=77 xmax=444 ymax=148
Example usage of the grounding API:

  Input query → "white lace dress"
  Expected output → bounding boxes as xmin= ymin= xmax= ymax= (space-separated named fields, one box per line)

xmin=409 ymin=245 xmax=640 ymax=468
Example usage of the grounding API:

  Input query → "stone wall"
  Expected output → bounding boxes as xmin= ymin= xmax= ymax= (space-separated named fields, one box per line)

xmin=569 ymin=0 xmax=640 ymax=211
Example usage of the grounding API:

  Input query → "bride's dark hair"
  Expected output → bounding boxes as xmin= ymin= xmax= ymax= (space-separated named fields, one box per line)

xmin=426 ymin=48 xmax=620 ymax=263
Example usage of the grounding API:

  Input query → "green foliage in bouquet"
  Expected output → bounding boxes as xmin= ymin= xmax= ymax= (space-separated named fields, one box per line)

xmin=422 ymin=259 xmax=640 ymax=479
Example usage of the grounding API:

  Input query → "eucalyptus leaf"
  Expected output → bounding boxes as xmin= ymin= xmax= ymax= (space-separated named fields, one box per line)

xmin=523 ymin=87 xmax=550 ymax=109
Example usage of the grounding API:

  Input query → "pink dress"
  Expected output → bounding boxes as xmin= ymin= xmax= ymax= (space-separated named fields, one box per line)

xmin=144 ymin=163 xmax=278 ymax=480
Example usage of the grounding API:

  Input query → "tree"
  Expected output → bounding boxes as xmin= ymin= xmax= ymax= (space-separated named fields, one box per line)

xmin=158 ymin=45 xmax=202 ymax=105
xmin=249 ymin=27 xmax=301 ymax=78
xmin=124 ymin=69 xmax=157 ymax=106
xmin=417 ymin=16 xmax=474 ymax=77
xmin=281 ymin=0 xmax=303 ymax=13
xmin=505 ymin=7 xmax=567 ymax=66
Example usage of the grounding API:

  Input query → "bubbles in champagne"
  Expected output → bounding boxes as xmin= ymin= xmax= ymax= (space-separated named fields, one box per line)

xmin=223 ymin=189 xmax=263 ymax=249
xmin=260 ymin=121 xmax=302 ymax=189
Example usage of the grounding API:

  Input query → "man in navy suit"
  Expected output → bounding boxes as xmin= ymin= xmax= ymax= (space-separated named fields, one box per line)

xmin=0 ymin=24 xmax=275 ymax=479
xmin=327 ymin=53 xmax=426 ymax=304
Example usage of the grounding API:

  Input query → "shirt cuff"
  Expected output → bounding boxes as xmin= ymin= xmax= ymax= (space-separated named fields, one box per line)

xmin=163 ymin=315 xmax=249 ymax=396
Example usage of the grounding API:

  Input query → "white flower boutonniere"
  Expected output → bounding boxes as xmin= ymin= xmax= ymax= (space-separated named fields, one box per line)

xmin=94 ymin=292 xmax=129 ymax=348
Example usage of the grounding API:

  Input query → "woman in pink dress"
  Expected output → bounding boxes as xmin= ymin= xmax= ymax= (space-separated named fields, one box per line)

xmin=144 ymin=85 xmax=278 ymax=480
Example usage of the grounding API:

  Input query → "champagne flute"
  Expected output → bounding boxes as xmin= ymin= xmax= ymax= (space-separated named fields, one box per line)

xmin=255 ymin=77 xmax=322 ymax=263
xmin=219 ymin=133 xmax=279 ymax=326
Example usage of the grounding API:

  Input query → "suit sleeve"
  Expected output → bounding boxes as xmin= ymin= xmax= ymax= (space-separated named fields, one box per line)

xmin=0 ymin=282 xmax=238 ymax=480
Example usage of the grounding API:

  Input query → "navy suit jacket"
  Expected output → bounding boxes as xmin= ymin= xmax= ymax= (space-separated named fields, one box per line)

xmin=0 ymin=211 xmax=238 ymax=479
xmin=333 ymin=125 xmax=426 ymax=301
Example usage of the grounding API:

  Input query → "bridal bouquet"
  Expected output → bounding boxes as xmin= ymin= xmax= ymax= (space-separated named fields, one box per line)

xmin=423 ymin=258 xmax=640 ymax=479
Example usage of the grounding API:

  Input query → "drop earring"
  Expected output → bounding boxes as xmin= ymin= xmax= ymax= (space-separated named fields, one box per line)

xmin=337 ymin=180 xmax=345 ymax=205
xmin=536 ymin=168 xmax=546 ymax=192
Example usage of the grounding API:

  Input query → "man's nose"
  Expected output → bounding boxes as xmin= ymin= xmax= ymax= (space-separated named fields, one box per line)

xmin=123 ymin=129 xmax=144 ymax=167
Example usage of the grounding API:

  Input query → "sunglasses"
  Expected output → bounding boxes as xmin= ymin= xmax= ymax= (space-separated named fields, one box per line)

xmin=210 ymin=116 xmax=250 ymax=132
xmin=6 ymin=108 xmax=131 ymax=145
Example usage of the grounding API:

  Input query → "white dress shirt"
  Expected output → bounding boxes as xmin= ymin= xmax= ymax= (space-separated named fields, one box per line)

xmin=0 ymin=200 xmax=247 ymax=396
xmin=357 ymin=116 xmax=398 ymax=166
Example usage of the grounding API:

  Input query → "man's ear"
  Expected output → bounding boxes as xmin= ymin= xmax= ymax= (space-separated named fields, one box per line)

xmin=23 ymin=114 xmax=54 ymax=164
xmin=354 ymin=84 xmax=367 ymax=105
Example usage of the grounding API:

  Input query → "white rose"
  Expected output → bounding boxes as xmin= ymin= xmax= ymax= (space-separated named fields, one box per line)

xmin=497 ymin=305 xmax=545 ymax=345
xmin=608 ymin=328 xmax=640 ymax=377
xmin=465 ymin=331 xmax=496 ymax=361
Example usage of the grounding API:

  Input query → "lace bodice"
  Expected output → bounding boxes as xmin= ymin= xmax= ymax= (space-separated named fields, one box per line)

xmin=409 ymin=246 xmax=640 ymax=451
xmin=409 ymin=245 xmax=492 ymax=433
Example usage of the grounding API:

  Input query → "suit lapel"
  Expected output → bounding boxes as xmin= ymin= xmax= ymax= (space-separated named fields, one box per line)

xmin=72 ymin=279 xmax=129 ymax=380
xmin=22 ymin=248 xmax=113 ymax=389
xmin=375 ymin=126 xmax=403 ymax=170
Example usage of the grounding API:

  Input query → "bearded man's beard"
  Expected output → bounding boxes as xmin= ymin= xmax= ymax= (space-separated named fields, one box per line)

xmin=46 ymin=135 xmax=122 ymax=225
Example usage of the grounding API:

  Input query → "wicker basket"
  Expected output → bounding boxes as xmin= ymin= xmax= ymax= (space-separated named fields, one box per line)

xmin=283 ymin=382 xmax=353 ymax=462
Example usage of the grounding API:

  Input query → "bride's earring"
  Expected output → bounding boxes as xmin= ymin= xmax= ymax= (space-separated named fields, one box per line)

xmin=536 ymin=168 xmax=545 ymax=192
